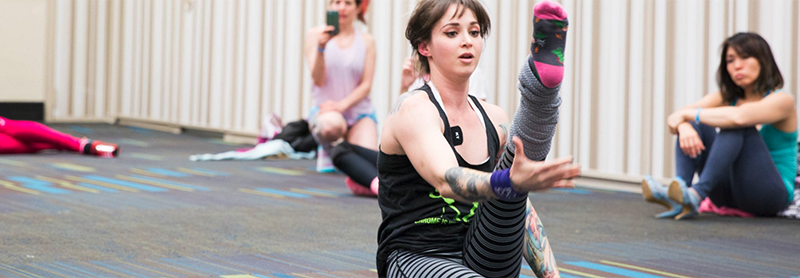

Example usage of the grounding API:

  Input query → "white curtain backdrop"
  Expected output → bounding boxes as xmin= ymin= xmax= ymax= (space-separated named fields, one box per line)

xmin=46 ymin=0 xmax=800 ymax=180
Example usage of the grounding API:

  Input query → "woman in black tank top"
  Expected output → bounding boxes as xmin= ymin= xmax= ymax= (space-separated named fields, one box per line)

xmin=376 ymin=0 xmax=580 ymax=277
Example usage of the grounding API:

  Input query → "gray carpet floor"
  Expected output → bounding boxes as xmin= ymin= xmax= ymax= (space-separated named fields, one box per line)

xmin=0 ymin=124 xmax=797 ymax=278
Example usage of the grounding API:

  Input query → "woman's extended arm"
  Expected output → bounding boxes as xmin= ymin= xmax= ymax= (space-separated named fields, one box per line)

xmin=385 ymin=91 xmax=579 ymax=204
xmin=670 ymin=92 xmax=794 ymax=130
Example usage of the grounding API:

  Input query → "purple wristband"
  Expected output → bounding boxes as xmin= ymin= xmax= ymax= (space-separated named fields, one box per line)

xmin=490 ymin=168 xmax=527 ymax=200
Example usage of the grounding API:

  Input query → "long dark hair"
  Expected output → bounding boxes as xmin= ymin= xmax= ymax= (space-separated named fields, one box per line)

xmin=717 ymin=32 xmax=783 ymax=103
xmin=406 ymin=0 xmax=491 ymax=74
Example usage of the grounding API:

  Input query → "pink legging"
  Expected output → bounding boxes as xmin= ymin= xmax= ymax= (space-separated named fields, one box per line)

xmin=0 ymin=117 xmax=81 ymax=154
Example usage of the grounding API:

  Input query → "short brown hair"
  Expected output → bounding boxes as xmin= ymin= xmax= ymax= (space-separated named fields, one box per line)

xmin=406 ymin=0 xmax=491 ymax=74
xmin=717 ymin=32 xmax=784 ymax=103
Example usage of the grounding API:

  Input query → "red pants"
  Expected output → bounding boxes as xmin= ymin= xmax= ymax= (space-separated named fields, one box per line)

xmin=0 ymin=117 xmax=81 ymax=154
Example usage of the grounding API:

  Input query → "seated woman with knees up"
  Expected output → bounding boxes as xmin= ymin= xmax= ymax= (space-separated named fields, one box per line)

xmin=304 ymin=0 xmax=377 ymax=174
xmin=642 ymin=32 xmax=796 ymax=220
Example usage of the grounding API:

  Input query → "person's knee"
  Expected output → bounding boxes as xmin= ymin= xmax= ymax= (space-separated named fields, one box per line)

xmin=330 ymin=141 xmax=354 ymax=163
xmin=717 ymin=126 xmax=756 ymax=138
xmin=314 ymin=112 xmax=347 ymax=143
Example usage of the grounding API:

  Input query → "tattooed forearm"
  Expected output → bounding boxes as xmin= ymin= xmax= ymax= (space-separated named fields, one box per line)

xmin=444 ymin=167 xmax=493 ymax=202
xmin=495 ymin=123 xmax=510 ymax=162
xmin=389 ymin=90 xmax=422 ymax=115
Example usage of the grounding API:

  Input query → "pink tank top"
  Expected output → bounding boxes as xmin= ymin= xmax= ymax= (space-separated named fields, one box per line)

xmin=312 ymin=28 xmax=374 ymax=124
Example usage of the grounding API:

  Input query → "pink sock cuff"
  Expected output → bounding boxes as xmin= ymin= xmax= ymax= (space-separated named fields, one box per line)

xmin=534 ymin=1 xmax=567 ymax=21
xmin=533 ymin=61 xmax=564 ymax=88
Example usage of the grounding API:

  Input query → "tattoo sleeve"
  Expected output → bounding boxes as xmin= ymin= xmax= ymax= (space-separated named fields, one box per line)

xmin=444 ymin=167 xmax=494 ymax=202
xmin=389 ymin=90 xmax=421 ymax=115
xmin=495 ymin=123 xmax=510 ymax=162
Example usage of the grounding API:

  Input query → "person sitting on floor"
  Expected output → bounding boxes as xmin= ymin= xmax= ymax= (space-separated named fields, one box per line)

xmin=642 ymin=32 xmax=796 ymax=220
xmin=0 ymin=116 xmax=118 ymax=157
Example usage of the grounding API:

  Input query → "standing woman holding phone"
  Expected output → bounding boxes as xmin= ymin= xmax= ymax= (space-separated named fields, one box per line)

xmin=304 ymin=0 xmax=377 ymax=175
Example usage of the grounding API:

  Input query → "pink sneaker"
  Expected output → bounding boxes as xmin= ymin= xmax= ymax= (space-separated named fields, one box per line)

xmin=346 ymin=177 xmax=376 ymax=197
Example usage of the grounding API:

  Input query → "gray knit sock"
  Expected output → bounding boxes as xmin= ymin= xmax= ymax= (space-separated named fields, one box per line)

xmin=496 ymin=60 xmax=561 ymax=170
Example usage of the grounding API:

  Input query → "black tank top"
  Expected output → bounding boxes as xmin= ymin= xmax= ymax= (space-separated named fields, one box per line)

xmin=376 ymin=84 xmax=500 ymax=275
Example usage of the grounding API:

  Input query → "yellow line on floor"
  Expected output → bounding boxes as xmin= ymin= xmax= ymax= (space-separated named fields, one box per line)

xmin=64 ymin=176 xmax=139 ymax=192
xmin=256 ymin=167 xmax=305 ymax=176
xmin=128 ymin=153 xmax=164 ymax=161
xmin=145 ymin=258 xmax=205 ymax=276
xmin=0 ymin=158 xmax=28 ymax=167
xmin=0 ymin=264 xmax=33 ymax=278
xmin=176 ymin=167 xmax=216 ymax=177
xmin=0 ymin=263 xmax=45 ymax=278
xmin=51 ymin=163 xmax=95 ymax=172
xmin=35 ymin=176 xmax=100 ymax=193
xmin=559 ymin=267 xmax=606 ymax=278
xmin=239 ymin=188 xmax=285 ymax=198
xmin=130 ymin=168 xmax=164 ymax=177
xmin=114 ymin=259 xmax=174 ymax=278
xmin=78 ymin=261 xmax=133 ymax=278
xmin=0 ymin=180 xmax=40 ymax=195
xmin=27 ymin=264 xmax=70 ymax=278
xmin=186 ymin=257 xmax=244 ymax=274
xmin=600 ymin=260 xmax=691 ymax=278
xmin=289 ymin=188 xmax=338 ymax=197
xmin=115 ymin=175 xmax=194 ymax=192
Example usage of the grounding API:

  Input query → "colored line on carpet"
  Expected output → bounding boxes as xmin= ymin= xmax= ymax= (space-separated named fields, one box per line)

xmin=83 ymin=175 xmax=168 ymax=192
xmin=7 ymin=176 xmax=71 ymax=194
xmin=256 ymin=188 xmax=311 ymax=198
xmin=128 ymin=153 xmax=165 ymax=161
xmin=255 ymin=167 xmax=304 ymax=176
xmin=50 ymin=163 xmax=96 ymax=172
xmin=145 ymin=168 xmax=191 ymax=177
xmin=35 ymin=176 xmax=100 ymax=193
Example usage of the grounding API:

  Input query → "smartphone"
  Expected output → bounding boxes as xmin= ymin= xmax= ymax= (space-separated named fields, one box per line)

xmin=326 ymin=11 xmax=340 ymax=36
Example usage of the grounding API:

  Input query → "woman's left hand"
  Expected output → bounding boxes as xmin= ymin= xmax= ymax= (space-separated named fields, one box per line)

xmin=667 ymin=111 xmax=687 ymax=134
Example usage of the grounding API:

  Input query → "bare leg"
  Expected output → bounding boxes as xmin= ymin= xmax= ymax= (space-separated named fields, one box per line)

xmin=345 ymin=117 xmax=378 ymax=150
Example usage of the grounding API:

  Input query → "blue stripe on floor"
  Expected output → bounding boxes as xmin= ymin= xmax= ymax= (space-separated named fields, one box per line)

xmin=145 ymin=168 xmax=191 ymax=177
xmin=7 ymin=176 xmax=71 ymax=194
xmin=302 ymin=188 xmax=348 ymax=196
xmin=37 ymin=262 xmax=87 ymax=277
xmin=69 ymin=126 xmax=93 ymax=134
xmin=190 ymin=167 xmax=230 ymax=176
xmin=126 ymin=126 xmax=154 ymax=134
xmin=552 ymin=188 xmax=593 ymax=195
xmin=161 ymin=258 xmax=223 ymax=275
xmin=83 ymin=175 xmax=168 ymax=192
xmin=252 ymin=274 xmax=271 ymax=278
xmin=91 ymin=261 xmax=149 ymax=278
xmin=129 ymin=175 xmax=210 ymax=191
xmin=53 ymin=262 xmax=98 ymax=277
xmin=256 ymin=188 xmax=311 ymax=198
xmin=270 ymin=273 xmax=296 ymax=278
xmin=0 ymin=265 xmax=26 ymax=278
xmin=564 ymin=261 xmax=664 ymax=278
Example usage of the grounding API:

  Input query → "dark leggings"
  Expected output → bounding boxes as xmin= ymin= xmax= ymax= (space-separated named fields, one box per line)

xmin=386 ymin=197 xmax=526 ymax=278
xmin=331 ymin=141 xmax=378 ymax=188
xmin=677 ymin=122 xmax=788 ymax=216
xmin=386 ymin=146 xmax=526 ymax=277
